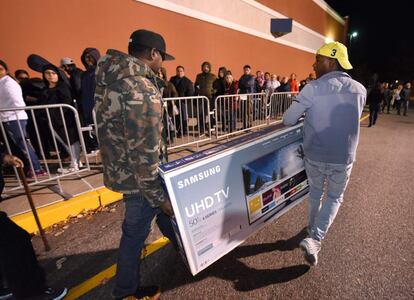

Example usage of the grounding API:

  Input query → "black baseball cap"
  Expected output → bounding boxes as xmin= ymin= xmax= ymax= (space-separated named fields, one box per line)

xmin=128 ymin=29 xmax=175 ymax=61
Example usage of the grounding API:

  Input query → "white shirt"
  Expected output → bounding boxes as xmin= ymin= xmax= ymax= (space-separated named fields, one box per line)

xmin=0 ymin=75 xmax=28 ymax=122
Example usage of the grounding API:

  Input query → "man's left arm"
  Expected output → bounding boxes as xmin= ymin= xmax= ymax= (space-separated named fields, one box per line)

xmin=283 ymin=84 xmax=313 ymax=126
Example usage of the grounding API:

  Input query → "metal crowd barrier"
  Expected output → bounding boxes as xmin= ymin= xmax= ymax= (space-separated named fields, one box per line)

xmin=215 ymin=93 xmax=268 ymax=139
xmin=0 ymin=104 xmax=91 ymax=197
xmin=162 ymin=96 xmax=212 ymax=150
xmin=91 ymin=92 xmax=297 ymax=152
xmin=268 ymin=92 xmax=298 ymax=124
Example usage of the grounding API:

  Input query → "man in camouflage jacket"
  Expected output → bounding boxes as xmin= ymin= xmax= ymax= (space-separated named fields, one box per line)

xmin=94 ymin=29 xmax=177 ymax=300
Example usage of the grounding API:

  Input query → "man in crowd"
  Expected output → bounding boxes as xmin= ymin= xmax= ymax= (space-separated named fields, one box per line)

xmin=94 ymin=29 xmax=178 ymax=300
xmin=400 ymin=82 xmax=411 ymax=116
xmin=60 ymin=57 xmax=83 ymax=102
xmin=170 ymin=65 xmax=194 ymax=136
xmin=194 ymin=61 xmax=216 ymax=135
xmin=283 ymin=41 xmax=366 ymax=266
xmin=238 ymin=65 xmax=256 ymax=129
xmin=80 ymin=48 xmax=100 ymax=152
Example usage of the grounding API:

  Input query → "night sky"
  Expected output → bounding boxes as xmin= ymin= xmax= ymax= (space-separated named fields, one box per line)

xmin=325 ymin=0 xmax=414 ymax=83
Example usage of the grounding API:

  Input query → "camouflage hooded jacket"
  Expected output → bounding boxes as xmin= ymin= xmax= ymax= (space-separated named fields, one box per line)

xmin=94 ymin=49 xmax=167 ymax=207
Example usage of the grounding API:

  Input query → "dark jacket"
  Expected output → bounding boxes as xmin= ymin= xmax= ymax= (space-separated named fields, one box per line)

xmin=170 ymin=76 xmax=194 ymax=97
xmin=40 ymin=75 xmax=79 ymax=144
xmin=277 ymin=82 xmax=291 ymax=92
xmin=400 ymin=88 xmax=411 ymax=102
xmin=80 ymin=48 xmax=101 ymax=123
xmin=20 ymin=78 xmax=45 ymax=105
xmin=238 ymin=74 xmax=255 ymax=94
xmin=68 ymin=67 xmax=83 ymax=101
xmin=194 ymin=62 xmax=217 ymax=100
xmin=368 ymin=86 xmax=383 ymax=108
xmin=213 ymin=67 xmax=227 ymax=98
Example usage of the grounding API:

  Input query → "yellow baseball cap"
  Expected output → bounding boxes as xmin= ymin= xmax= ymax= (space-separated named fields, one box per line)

xmin=316 ymin=41 xmax=353 ymax=70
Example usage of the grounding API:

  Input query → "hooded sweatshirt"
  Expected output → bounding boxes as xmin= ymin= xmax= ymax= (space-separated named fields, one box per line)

xmin=94 ymin=49 xmax=168 ymax=207
xmin=80 ymin=48 xmax=100 ymax=123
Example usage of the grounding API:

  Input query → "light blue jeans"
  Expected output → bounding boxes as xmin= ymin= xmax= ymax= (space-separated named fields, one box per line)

xmin=304 ymin=158 xmax=353 ymax=242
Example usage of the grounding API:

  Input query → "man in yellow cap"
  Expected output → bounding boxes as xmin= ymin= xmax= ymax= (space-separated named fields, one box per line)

xmin=283 ymin=41 xmax=367 ymax=266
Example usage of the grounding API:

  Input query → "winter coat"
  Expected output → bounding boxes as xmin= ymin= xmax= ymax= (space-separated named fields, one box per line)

xmin=80 ymin=48 xmax=100 ymax=124
xmin=94 ymin=49 xmax=168 ymax=206
xmin=170 ymin=76 xmax=194 ymax=97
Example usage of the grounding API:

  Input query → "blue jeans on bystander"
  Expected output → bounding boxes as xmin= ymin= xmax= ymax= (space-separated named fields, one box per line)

xmin=3 ymin=120 xmax=41 ymax=171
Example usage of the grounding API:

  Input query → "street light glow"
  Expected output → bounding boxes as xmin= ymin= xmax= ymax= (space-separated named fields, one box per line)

xmin=351 ymin=32 xmax=358 ymax=38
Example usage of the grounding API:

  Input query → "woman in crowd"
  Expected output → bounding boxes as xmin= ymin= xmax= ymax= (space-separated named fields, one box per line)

xmin=288 ymin=73 xmax=299 ymax=92
xmin=40 ymin=64 xmax=81 ymax=172
xmin=223 ymin=73 xmax=239 ymax=132
xmin=0 ymin=60 xmax=45 ymax=178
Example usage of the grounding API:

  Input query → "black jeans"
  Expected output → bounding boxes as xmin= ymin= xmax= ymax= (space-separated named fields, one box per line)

xmin=369 ymin=105 xmax=380 ymax=125
xmin=0 ymin=212 xmax=46 ymax=298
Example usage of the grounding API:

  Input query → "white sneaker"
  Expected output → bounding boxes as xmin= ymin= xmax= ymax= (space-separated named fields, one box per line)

xmin=299 ymin=237 xmax=321 ymax=266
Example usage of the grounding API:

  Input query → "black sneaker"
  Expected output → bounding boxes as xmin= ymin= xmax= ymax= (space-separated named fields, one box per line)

xmin=32 ymin=287 xmax=68 ymax=300
xmin=134 ymin=286 xmax=160 ymax=300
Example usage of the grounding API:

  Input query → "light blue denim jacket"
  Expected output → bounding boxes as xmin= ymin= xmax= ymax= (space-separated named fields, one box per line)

xmin=283 ymin=71 xmax=366 ymax=164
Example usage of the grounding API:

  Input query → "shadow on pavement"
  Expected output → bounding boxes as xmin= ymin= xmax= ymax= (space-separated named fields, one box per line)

xmin=159 ymin=227 xmax=310 ymax=293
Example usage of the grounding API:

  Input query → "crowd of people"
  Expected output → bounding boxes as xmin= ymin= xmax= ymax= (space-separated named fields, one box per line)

xmin=367 ymin=81 xmax=411 ymax=127
xmin=1 ymin=27 xmax=413 ymax=300
xmin=1 ymin=49 xmax=316 ymax=173
xmin=0 ymin=48 xmax=101 ymax=176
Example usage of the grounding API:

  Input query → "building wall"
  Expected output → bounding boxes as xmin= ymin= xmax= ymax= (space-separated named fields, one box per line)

xmin=0 ymin=0 xmax=345 ymax=82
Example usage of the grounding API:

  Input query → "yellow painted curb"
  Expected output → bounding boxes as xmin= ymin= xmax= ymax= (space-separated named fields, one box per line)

xmin=11 ymin=191 xmax=101 ymax=234
xmin=360 ymin=113 xmax=370 ymax=122
xmin=65 ymin=237 xmax=170 ymax=300
xmin=96 ymin=187 xmax=123 ymax=207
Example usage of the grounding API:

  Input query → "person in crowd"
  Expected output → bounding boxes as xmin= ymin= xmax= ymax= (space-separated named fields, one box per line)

xmin=213 ymin=66 xmax=227 ymax=98
xmin=0 ymin=60 xmax=45 ymax=178
xmin=400 ymin=82 xmax=411 ymax=116
xmin=40 ymin=64 xmax=81 ymax=172
xmin=158 ymin=67 xmax=178 ymax=143
xmin=255 ymin=70 xmax=265 ymax=93
xmin=288 ymin=73 xmax=299 ymax=92
xmin=194 ymin=61 xmax=217 ymax=135
xmin=238 ymin=65 xmax=255 ymax=129
xmin=223 ymin=73 xmax=239 ymax=132
xmin=306 ymin=72 xmax=316 ymax=81
xmin=299 ymin=79 xmax=307 ymax=91
xmin=269 ymin=74 xmax=281 ymax=94
xmin=60 ymin=57 xmax=83 ymax=102
xmin=80 ymin=48 xmax=100 ymax=152
xmin=169 ymin=65 xmax=194 ymax=137
xmin=14 ymin=69 xmax=51 ymax=158
xmin=94 ymin=29 xmax=178 ymax=300
xmin=381 ymin=82 xmax=392 ymax=114
xmin=277 ymin=76 xmax=290 ymax=92
xmin=392 ymin=84 xmax=403 ymax=115
xmin=368 ymin=82 xmax=383 ymax=127
xmin=238 ymin=65 xmax=255 ymax=94
xmin=14 ymin=70 xmax=29 ymax=84
xmin=283 ymin=41 xmax=366 ymax=266
xmin=213 ymin=67 xmax=227 ymax=132
xmin=0 ymin=152 xmax=67 ymax=300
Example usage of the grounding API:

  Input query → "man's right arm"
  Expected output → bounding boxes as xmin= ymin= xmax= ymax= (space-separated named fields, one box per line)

xmin=283 ymin=84 xmax=313 ymax=126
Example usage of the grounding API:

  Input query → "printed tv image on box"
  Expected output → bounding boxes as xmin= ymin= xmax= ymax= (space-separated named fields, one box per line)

xmin=242 ymin=140 xmax=308 ymax=224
